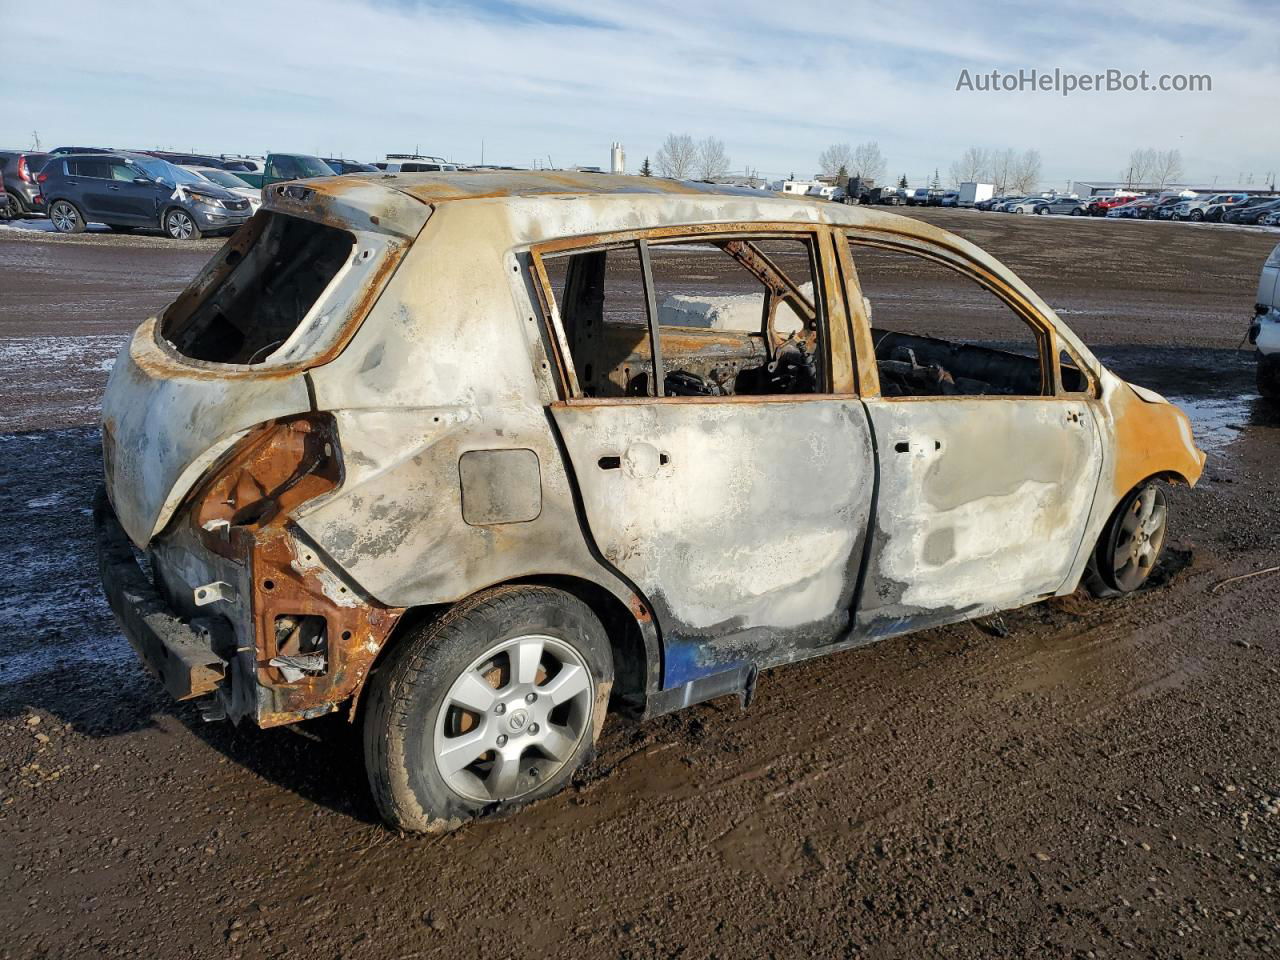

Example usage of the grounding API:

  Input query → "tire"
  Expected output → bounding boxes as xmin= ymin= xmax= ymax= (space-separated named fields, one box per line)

xmin=1258 ymin=355 xmax=1280 ymax=402
xmin=1189 ymin=209 xmax=1204 ymax=222
xmin=163 ymin=207 xmax=202 ymax=240
xmin=4 ymin=191 xmax=24 ymax=217
xmin=1071 ymin=208 xmax=1084 ymax=216
xmin=1084 ymin=482 xmax=1169 ymax=598
xmin=363 ymin=585 xmax=614 ymax=833
xmin=1036 ymin=206 xmax=1049 ymax=215
xmin=48 ymin=199 xmax=86 ymax=233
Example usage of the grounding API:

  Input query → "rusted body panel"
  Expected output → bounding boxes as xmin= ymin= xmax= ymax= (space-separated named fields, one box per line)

xmin=96 ymin=170 xmax=1204 ymax=729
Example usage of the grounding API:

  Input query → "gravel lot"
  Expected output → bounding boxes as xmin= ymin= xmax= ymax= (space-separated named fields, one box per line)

xmin=1 ymin=210 xmax=1278 ymax=959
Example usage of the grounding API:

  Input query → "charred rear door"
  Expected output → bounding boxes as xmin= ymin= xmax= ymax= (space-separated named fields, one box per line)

xmin=537 ymin=228 xmax=875 ymax=690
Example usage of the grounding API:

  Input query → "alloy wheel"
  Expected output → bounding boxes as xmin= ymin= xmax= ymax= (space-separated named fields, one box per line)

xmin=167 ymin=210 xmax=194 ymax=239
xmin=50 ymin=201 xmax=78 ymax=232
xmin=433 ymin=633 xmax=593 ymax=803
xmin=1111 ymin=486 xmax=1167 ymax=591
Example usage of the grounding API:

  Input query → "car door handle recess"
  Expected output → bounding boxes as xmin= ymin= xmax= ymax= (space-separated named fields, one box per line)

xmin=894 ymin=440 xmax=942 ymax=454
xmin=598 ymin=449 xmax=671 ymax=473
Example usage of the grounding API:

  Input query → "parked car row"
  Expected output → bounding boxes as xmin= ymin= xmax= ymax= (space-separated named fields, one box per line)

xmin=970 ymin=190 xmax=1280 ymax=226
xmin=0 ymin=147 xmax=438 ymax=238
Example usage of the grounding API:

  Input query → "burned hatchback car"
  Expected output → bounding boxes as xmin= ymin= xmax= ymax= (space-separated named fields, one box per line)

xmin=95 ymin=172 xmax=1205 ymax=831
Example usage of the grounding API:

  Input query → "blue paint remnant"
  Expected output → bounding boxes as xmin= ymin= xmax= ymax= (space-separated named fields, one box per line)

xmin=662 ymin=639 xmax=742 ymax=690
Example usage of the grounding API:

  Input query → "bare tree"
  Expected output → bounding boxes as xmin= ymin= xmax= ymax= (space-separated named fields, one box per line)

xmin=949 ymin=146 xmax=991 ymax=186
xmin=851 ymin=141 xmax=887 ymax=183
xmin=1009 ymin=149 xmax=1042 ymax=194
xmin=655 ymin=134 xmax=697 ymax=179
xmin=696 ymin=137 xmax=731 ymax=180
xmin=1123 ymin=148 xmax=1157 ymax=189
xmin=988 ymin=148 xmax=1016 ymax=194
xmin=818 ymin=143 xmax=854 ymax=178
xmin=1150 ymin=149 xmax=1184 ymax=190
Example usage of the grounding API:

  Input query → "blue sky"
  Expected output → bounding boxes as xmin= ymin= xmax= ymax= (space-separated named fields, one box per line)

xmin=5 ymin=0 xmax=1277 ymax=187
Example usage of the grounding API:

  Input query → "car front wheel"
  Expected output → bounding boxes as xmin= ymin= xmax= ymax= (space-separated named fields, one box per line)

xmin=363 ymin=585 xmax=613 ymax=832
xmin=163 ymin=207 xmax=202 ymax=240
xmin=1085 ymin=482 xmax=1169 ymax=597
xmin=1189 ymin=209 xmax=1204 ymax=222
xmin=48 ymin=199 xmax=86 ymax=233
xmin=1258 ymin=355 xmax=1280 ymax=401
xmin=1036 ymin=207 xmax=1049 ymax=215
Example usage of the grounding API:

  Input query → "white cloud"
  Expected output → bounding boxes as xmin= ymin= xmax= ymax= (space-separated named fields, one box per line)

xmin=4 ymin=0 xmax=1277 ymax=186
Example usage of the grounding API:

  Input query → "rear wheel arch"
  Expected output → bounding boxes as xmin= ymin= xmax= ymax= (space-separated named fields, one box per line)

xmin=353 ymin=573 xmax=659 ymax=725
xmin=362 ymin=583 xmax=616 ymax=831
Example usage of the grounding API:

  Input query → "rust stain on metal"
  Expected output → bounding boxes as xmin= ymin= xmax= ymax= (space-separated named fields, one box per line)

xmin=181 ymin=415 xmax=404 ymax=726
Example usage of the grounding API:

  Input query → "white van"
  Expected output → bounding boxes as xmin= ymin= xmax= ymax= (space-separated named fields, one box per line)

xmin=374 ymin=155 xmax=458 ymax=173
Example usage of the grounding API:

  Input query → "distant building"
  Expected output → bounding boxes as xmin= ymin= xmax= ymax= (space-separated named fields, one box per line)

xmin=610 ymin=142 xmax=625 ymax=175
xmin=1071 ymin=179 xmax=1274 ymax=197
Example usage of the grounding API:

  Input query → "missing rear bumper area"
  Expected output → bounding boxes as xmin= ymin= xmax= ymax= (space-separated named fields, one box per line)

xmin=93 ymin=485 xmax=227 ymax=702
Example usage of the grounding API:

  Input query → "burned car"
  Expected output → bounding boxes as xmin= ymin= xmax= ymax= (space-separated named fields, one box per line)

xmin=95 ymin=172 xmax=1205 ymax=832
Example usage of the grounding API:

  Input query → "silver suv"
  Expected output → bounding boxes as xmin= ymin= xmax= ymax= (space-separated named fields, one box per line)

xmin=1171 ymin=193 xmax=1246 ymax=222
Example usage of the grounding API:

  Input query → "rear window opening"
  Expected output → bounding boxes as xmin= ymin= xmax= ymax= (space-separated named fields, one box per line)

xmin=161 ymin=213 xmax=354 ymax=364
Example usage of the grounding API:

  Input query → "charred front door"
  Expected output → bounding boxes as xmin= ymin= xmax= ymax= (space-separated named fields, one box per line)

xmin=843 ymin=234 xmax=1104 ymax=638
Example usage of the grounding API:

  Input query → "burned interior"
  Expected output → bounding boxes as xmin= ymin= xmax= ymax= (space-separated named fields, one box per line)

xmin=160 ymin=212 xmax=353 ymax=364
xmin=539 ymin=235 xmax=825 ymax=398
xmin=848 ymin=238 xmax=1054 ymax=398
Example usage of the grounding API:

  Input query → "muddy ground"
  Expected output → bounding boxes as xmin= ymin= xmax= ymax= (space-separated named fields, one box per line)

xmin=1 ymin=211 xmax=1278 ymax=959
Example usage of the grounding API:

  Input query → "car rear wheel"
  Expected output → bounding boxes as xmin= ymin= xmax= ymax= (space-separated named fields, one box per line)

xmin=1036 ymin=207 xmax=1049 ymax=215
xmin=163 ymin=207 xmax=201 ymax=240
xmin=1071 ymin=208 xmax=1084 ymax=216
xmin=1085 ymin=482 xmax=1169 ymax=598
xmin=1189 ymin=209 xmax=1204 ymax=222
xmin=4 ymin=191 xmax=24 ymax=217
xmin=363 ymin=585 xmax=613 ymax=832
xmin=48 ymin=199 xmax=86 ymax=233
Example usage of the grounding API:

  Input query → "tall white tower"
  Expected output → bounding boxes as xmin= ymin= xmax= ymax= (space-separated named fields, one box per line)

xmin=610 ymin=142 xmax=625 ymax=175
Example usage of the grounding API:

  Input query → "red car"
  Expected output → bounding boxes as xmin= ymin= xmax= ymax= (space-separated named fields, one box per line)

xmin=1088 ymin=195 xmax=1140 ymax=217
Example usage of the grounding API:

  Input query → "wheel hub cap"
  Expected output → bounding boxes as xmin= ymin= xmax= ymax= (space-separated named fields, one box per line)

xmin=434 ymin=634 xmax=593 ymax=803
